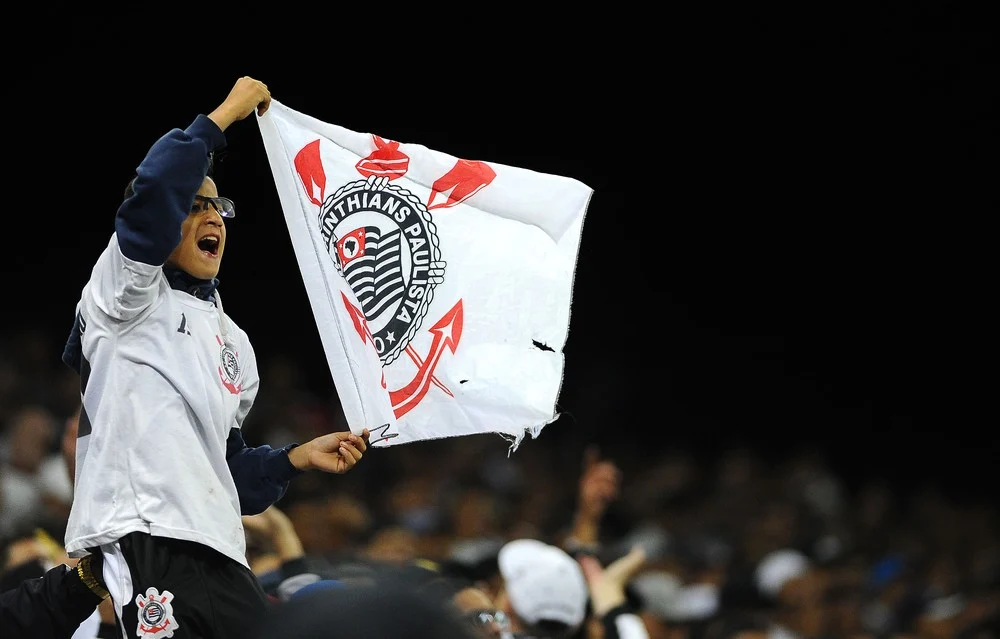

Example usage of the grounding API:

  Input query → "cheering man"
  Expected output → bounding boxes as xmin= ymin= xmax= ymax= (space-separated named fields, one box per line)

xmin=61 ymin=76 xmax=370 ymax=639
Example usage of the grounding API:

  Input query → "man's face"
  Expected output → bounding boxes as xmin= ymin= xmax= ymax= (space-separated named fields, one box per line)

xmin=166 ymin=177 xmax=228 ymax=279
xmin=453 ymin=587 xmax=510 ymax=638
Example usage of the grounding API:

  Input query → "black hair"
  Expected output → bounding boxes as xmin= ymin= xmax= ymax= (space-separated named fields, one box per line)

xmin=0 ymin=522 xmax=52 ymax=593
xmin=123 ymin=151 xmax=216 ymax=201
xmin=956 ymin=609 xmax=1000 ymax=638
xmin=250 ymin=577 xmax=484 ymax=639
xmin=700 ymin=610 xmax=770 ymax=639
xmin=0 ymin=558 xmax=48 ymax=593
xmin=418 ymin=574 xmax=470 ymax=604
xmin=529 ymin=619 xmax=574 ymax=639
xmin=0 ymin=521 xmax=46 ymax=563
xmin=436 ymin=555 xmax=500 ymax=585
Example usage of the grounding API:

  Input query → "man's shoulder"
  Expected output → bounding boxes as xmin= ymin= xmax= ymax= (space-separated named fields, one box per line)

xmin=226 ymin=317 xmax=252 ymax=344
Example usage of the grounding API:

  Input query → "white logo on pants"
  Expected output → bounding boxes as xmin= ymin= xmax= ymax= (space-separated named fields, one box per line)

xmin=135 ymin=587 xmax=179 ymax=638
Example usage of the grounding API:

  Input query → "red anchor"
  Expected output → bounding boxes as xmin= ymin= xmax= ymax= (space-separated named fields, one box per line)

xmin=341 ymin=292 xmax=463 ymax=418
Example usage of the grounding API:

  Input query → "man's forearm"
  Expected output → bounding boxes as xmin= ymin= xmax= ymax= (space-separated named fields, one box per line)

xmin=226 ymin=428 xmax=304 ymax=515
xmin=570 ymin=511 xmax=601 ymax=545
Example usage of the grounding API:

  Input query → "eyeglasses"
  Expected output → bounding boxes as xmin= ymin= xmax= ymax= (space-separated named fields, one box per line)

xmin=191 ymin=195 xmax=236 ymax=219
xmin=465 ymin=609 xmax=510 ymax=635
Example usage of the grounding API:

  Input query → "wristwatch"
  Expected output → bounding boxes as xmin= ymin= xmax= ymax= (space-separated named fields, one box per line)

xmin=563 ymin=536 xmax=601 ymax=558
xmin=76 ymin=554 xmax=111 ymax=600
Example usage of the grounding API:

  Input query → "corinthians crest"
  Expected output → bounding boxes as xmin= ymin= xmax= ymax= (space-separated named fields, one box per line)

xmin=135 ymin=587 xmax=179 ymax=638
xmin=216 ymin=335 xmax=242 ymax=395
xmin=291 ymin=134 xmax=485 ymax=421
xmin=318 ymin=176 xmax=446 ymax=366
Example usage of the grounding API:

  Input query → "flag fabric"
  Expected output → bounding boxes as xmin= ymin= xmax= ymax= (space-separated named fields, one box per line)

xmin=256 ymin=101 xmax=592 ymax=448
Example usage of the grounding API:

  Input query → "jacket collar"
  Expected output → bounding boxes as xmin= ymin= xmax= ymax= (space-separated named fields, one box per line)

xmin=163 ymin=265 xmax=219 ymax=302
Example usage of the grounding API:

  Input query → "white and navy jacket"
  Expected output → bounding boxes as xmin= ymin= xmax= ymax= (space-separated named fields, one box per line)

xmin=61 ymin=114 xmax=301 ymax=568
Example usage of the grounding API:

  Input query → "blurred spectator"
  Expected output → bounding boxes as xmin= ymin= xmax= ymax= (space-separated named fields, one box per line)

xmin=418 ymin=570 xmax=512 ymax=638
xmin=0 ymin=405 xmax=69 ymax=537
xmin=365 ymin=526 xmax=421 ymax=564
xmin=1 ymin=525 xmax=116 ymax=638
xmin=579 ymin=547 xmax=651 ymax=638
xmin=250 ymin=568 xmax=483 ymax=639
xmin=495 ymin=538 xmax=589 ymax=638
xmin=2 ymin=321 xmax=1000 ymax=638
xmin=284 ymin=493 xmax=373 ymax=560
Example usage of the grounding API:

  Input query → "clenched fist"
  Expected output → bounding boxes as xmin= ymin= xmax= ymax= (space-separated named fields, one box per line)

xmin=208 ymin=76 xmax=271 ymax=131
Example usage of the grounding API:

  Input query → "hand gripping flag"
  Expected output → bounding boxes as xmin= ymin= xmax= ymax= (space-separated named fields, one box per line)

xmin=257 ymin=101 xmax=592 ymax=448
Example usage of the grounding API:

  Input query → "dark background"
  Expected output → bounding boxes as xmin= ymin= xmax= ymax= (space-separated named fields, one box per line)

xmin=4 ymin=8 xmax=996 ymax=500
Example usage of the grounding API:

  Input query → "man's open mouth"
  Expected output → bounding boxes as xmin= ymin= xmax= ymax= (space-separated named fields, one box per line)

xmin=197 ymin=236 xmax=220 ymax=257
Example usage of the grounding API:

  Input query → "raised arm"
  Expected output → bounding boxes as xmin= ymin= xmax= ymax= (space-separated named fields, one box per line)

xmin=62 ymin=78 xmax=272 ymax=373
xmin=563 ymin=446 xmax=622 ymax=554
xmin=116 ymin=76 xmax=271 ymax=265
xmin=579 ymin=548 xmax=650 ymax=639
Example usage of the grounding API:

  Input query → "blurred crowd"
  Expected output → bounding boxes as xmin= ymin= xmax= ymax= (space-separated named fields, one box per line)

xmin=2 ymin=326 xmax=999 ymax=639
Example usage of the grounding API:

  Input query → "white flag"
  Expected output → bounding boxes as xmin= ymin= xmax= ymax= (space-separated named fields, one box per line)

xmin=257 ymin=101 xmax=592 ymax=448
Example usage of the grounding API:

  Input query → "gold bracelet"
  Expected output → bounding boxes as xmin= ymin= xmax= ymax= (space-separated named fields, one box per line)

xmin=76 ymin=555 xmax=111 ymax=600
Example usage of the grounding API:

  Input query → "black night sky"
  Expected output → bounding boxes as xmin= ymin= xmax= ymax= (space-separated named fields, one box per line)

xmin=5 ymin=8 xmax=996 ymax=500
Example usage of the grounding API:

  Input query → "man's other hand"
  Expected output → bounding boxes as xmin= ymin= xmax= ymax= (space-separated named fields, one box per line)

xmin=287 ymin=428 xmax=370 ymax=474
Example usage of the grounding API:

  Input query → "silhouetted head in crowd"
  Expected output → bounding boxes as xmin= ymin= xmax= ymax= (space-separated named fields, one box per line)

xmin=701 ymin=610 xmax=771 ymax=639
xmin=419 ymin=571 xmax=510 ymax=638
xmin=252 ymin=575 xmax=482 ymax=639
xmin=494 ymin=539 xmax=589 ymax=639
